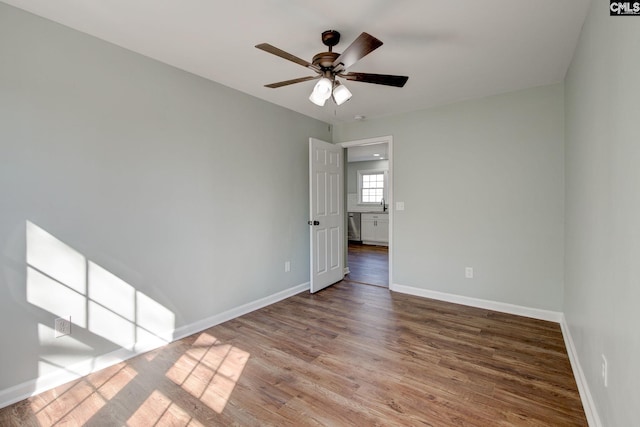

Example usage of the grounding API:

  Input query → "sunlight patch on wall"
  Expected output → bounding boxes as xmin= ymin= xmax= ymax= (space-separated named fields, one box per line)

xmin=88 ymin=261 xmax=135 ymax=321
xmin=26 ymin=221 xmax=86 ymax=294
xmin=27 ymin=267 xmax=87 ymax=327
xmin=136 ymin=292 xmax=175 ymax=343
xmin=25 ymin=220 xmax=176 ymax=367
xmin=88 ymin=301 xmax=137 ymax=348
xmin=165 ymin=332 xmax=249 ymax=414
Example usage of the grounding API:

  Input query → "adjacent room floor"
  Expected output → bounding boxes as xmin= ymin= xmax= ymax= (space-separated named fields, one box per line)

xmin=0 ymin=281 xmax=586 ymax=426
xmin=346 ymin=242 xmax=389 ymax=287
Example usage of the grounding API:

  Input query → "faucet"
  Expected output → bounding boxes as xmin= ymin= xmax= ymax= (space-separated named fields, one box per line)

xmin=381 ymin=197 xmax=387 ymax=212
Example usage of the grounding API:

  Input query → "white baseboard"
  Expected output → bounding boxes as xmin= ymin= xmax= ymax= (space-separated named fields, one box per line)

xmin=172 ymin=282 xmax=309 ymax=341
xmin=362 ymin=241 xmax=388 ymax=247
xmin=560 ymin=315 xmax=601 ymax=427
xmin=0 ymin=281 xmax=310 ymax=410
xmin=390 ymin=283 xmax=563 ymax=322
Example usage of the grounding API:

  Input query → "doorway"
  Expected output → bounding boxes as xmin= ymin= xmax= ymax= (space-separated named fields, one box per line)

xmin=339 ymin=136 xmax=392 ymax=288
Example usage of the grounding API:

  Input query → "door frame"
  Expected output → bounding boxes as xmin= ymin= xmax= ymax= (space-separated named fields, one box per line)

xmin=338 ymin=135 xmax=393 ymax=288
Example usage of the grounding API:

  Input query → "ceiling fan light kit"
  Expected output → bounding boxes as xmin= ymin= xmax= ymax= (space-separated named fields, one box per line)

xmin=256 ymin=30 xmax=408 ymax=107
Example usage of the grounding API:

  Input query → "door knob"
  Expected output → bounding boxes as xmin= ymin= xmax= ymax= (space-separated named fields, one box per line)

xmin=308 ymin=220 xmax=320 ymax=226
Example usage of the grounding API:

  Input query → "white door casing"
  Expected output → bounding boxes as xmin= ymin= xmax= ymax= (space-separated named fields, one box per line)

xmin=339 ymin=135 xmax=393 ymax=288
xmin=309 ymin=138 xmax=344 ymax=293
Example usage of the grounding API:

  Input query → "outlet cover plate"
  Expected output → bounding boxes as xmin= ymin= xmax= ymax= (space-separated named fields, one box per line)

xmin=465 ymin=267 xmax=474 ymax=279
xmin=55 ymin=317 xmax=71 ymax=338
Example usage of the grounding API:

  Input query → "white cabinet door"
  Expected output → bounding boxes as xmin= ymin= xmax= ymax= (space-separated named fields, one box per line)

xmin=361 ymin=216 xmax=376 ymax=241
xmin=376 ymin=217 xmax=389 ymax=243
xmin=361 ymin=214 xmax=389 ymax=244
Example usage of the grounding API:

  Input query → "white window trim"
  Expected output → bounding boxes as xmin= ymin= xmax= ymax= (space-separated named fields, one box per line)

xmin=357 ymin=169 xmax=388 ymax=205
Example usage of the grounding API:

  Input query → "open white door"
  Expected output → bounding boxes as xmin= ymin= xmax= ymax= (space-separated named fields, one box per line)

xmin=309 ymin=138 xmax=344 ymax=293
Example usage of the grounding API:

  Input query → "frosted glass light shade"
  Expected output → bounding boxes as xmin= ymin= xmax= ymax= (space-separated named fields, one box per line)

xmin=309 ymin=77 xmax=333 ymax=106
xmin=309 ymin=91 xmax=327 ymax=106
xmin=332 ymin=82 xmax=352 ymax=105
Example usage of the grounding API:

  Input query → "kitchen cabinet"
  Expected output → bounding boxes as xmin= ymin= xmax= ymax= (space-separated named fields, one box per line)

xmin=361 ymin=213 xmax=389 ymax=245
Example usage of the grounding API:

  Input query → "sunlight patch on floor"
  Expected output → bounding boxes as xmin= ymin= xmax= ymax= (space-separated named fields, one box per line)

xmin=31 ymin=365 xmax=136 ymax=426
xmin=127 ymin=390 xmax=205 ymax=427
xmin=166 ymin=332 xmax=250 ymax=414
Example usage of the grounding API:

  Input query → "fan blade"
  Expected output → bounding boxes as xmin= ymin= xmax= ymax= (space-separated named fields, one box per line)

xmin=264 ymin=76 xmax=319 ymax=88
xmin=331 ymin=32 xmax=383 ymax=70
xmin=341 ymin=72 xmax=409 ymax=87
xmin=256 ymin=43 xmax=320 ymax=72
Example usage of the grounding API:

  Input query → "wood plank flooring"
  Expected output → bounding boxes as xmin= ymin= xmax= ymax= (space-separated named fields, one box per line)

xmin=0 ymin=281 xmax=587 ymax=426
xmin=346 ymin=242 xmax=389 ymax=287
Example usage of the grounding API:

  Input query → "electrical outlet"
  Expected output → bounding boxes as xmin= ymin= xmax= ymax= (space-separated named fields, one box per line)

xmin=396 ymin=201 xmax=405 ymax=211
xmin=55 ymin=317 xmax=71 ymax=338
xmin=601 ymin=354 xmax=608 ymax=387
xmin=284 ymin=261 xmax=291 ymax=272
xmin=465 ymin=267 xmax=474 ymax=279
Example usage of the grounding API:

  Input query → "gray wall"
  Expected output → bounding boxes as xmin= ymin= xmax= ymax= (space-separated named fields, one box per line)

xmin=334 ymin=84 xmax=565 ymax=311
xmin=0 ymin=3 xmax=329 ymax=393
xmin=564 ymin=1 xmax=640 ymax=425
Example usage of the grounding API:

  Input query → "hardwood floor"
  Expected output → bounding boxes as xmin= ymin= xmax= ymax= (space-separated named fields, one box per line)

xmin=346 ymin=242 xmax=389 ymax=287
xmin=0 ymin=281 xmax=586 ymax=426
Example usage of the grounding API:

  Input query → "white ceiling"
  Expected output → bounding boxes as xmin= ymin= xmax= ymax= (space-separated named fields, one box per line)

xmin=348 ymin=143 xmax=388 ymax=163
xmin=2 ymin=0 xmax=591 ymax=125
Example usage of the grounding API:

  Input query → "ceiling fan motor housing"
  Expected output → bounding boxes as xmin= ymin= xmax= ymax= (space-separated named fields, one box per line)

xmin=315 ymin=30 xmax=342 ymax=71
xmin=312 ymin=52 xmax=340 ymax=70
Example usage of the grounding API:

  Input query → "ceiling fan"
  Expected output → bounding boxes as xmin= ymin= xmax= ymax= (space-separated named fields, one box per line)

xmin=255 ymin=30 xmax=409 ymax=107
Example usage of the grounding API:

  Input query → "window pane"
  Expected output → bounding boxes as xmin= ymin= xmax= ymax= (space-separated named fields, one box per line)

xmin=360 ymin=172 xmax=385 ymax=203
